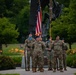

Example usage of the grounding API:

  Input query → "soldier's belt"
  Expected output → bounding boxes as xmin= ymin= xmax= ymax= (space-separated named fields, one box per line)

xmin=27 ymin=46 xmax=31 ymax=48
xmin=47 ymin=50 xmax=52 ymax=51
xmin=54 ymin=49 xmax=62 ymax=51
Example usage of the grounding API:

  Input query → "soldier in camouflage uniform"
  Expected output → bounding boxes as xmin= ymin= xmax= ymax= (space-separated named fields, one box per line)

xmin=32 ymin=36 xmax=45 ymax=72
xmin=37 ymin=36 xmax=44 ymax=71
xmin=52 ymin=36 xmax=64 ymax=72
xmin=46 ymin=36 xmax=53 ymax=71
xmin=24 ymin=33 xmax=35 ymax=71
xmin=62 ymin=39 xmax=68 ymax=71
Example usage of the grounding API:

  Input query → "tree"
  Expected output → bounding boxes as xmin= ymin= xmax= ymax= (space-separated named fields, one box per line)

xmin=51 ymin=0 xmax=76 ymax=49
xmin=56 ymin=0 xmax=70 ymax=7
xmin=0 ymin=0 xmax=29 ymax=18
xmin=0 ymin=0 xmax=30 ymax=43
xmin=16 ymin=5 xmax=30 ymax=43
xmin=0 ymin=17 xmax=19 ymax=54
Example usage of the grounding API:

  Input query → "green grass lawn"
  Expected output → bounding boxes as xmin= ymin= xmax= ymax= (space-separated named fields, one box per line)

xmin=72 ymin=43 xmax=76 ymax=49
xmin=1 ymin=44 xmax=24 ymax=67
xmin=74 ymin=73 xmax=76 ymax=75
xmin=2 ymin=44 xmax=24 ymax=56
xmin=0 ymin=74 xmax=20 ymax=75
xmin=1 ymin=43 xmax=76 ymax=57
xmin=2 ymin=43 xmax=76 ymax=56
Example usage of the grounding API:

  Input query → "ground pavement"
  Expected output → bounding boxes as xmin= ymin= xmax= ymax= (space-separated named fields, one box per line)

xmin=0 ymin=67 xmax=76 ymax=75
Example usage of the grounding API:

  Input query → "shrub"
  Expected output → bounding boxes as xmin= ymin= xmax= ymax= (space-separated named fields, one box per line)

xmin=66 ymin=49 xmax=76 ymax=68
xmin=66 ymin=49 xmax=76 ymax=55
xmin=11 ymin=56 xmax=22 ymax=67
xmin=0 ymin=55 xmax=16 ymax=70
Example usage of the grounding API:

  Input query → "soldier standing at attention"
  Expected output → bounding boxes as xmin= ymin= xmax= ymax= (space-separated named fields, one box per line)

xmin=32 ymin=36 xmax=45 ymax=72
xmin=62 ymin=39 xmax=68 ymax=71
xmin=24 ymin=33 xmax=35 ymax=71
xmin=46 ymin=36 xmax=53 ymax=71
xmin=52 ymin=36 xmax=64 ymax=72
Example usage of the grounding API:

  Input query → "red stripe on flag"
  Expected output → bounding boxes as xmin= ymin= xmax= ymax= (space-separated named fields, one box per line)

xmin=35 ymin=6 xmax=42 ymax=36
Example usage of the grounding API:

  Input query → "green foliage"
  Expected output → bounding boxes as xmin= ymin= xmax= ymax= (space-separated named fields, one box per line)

xmin=0 ymin=0 xmax=29 ymax=43
xmin=57 ymin=0 xmax=70 ymax=7
xmin=66 ymin=54 xmax=76 ymax=68
xmin=0 ymin=74 xmax=20 ymax=75
xmin=16 ymin=5 xmax=30 ymax=43
xmin=66 ymin=48 xmax=76 ymax=68
xmin=2 ymin=44 xmax=23 ymax=67
xmin=0 ymin=17 xmax=19 ymax=43
xmin=2 ymin=44 xmax=24 ymax=56
xmin=0 ymin=55 xmax=16 ymax=70
xmin=11 ymin=56 xmax=22 ymax=67
xmin=51 ymin=0 xmax=76 ymax=46
xmin=0 ymin=0 xmax=29 ymax=18
xmin=74 ymin=73 xmax=76 ymax=75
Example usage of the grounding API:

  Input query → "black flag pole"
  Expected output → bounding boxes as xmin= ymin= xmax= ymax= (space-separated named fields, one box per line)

xmin=49 ymin=0 xmax=53 ymax=36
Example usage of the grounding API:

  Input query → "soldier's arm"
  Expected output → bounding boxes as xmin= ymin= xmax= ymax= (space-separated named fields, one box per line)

xmin=62 ymin=42 xmax=65 ymax=50
xmin=65 ymin=43 xmax=68 ymax=51
xmin=51 ymin=41 xmax=54 ymax=50
xmin=31 ymin=42 xmax=35 ymax=49
xmin=32 ymin=38 xmax=35 ymax=42
xmin=42 ymin=42 xmax=46 ymax=50
xmin=24 ymin=39 xmax=28 ymax=51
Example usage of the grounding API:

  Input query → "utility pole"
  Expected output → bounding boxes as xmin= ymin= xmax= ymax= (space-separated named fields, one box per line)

xmin=49 ymin=0 xmax=53 ymax=36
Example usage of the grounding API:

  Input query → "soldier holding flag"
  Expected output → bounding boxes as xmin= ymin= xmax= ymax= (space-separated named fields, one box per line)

xmin=24 ymin=33 xmax=35 ymax=71
xmin=32 ymin=36 xmax=45 ymax=72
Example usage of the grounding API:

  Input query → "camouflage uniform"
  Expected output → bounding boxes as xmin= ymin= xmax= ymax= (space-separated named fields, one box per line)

xmin=46 ymin=40 xmax=53 ymax=70
xmin=52 ymin=40 xmax=64 ymax=72
xmin=24 ymin=37 xmax=35 ymax=71
xmin=62 ymin=43 xmax=68 ymax=71
xmin=32 ymin=41 xmax=45 ymax=72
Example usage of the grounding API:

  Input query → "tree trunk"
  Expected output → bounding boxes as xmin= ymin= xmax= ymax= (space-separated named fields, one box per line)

xmin=69 ymin=43 xmax=72 ymax=49
xmin=0 ymin=44 xmax=2 ymax=54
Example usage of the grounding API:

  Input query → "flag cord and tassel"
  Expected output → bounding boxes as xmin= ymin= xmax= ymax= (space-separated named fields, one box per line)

xmin=35 ymin=0 xmax=42 ymax=36
xmin=49 ymin=0 xmax=53 ymax=36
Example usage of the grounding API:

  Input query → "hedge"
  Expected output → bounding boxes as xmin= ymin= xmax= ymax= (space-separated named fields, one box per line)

xmin=0 ymin=55 xmax=16 ymax=70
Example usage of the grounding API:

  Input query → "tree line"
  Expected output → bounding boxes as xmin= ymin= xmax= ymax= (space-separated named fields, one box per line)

xmin=0 ymin=0 xmax=75 ymax=51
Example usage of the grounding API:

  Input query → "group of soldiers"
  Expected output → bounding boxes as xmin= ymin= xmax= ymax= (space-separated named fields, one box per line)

xmin=24 ymin=33 xmax=68 ymax=72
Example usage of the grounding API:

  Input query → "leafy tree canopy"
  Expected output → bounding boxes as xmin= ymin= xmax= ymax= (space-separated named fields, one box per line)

xmin=51 ymin=0 xmax=76 ymax=49
xmin=0 ymin=17 xmax=19 ymax=44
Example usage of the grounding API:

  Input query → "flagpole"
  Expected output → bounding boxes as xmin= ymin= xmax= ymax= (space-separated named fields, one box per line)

xmin=38 ymin=0 xmax=41 ymax=7
xmin=38 ymin=0 xmax=42 ymax=37
xmin=49 ymin=0 xmax=53 ymax=36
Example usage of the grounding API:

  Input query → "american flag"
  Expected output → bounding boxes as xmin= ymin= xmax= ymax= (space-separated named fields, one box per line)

xmin=35 ymin=5 xmax=42 ymax=36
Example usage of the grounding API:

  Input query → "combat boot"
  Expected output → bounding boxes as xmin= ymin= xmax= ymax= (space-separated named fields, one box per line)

xmin=32 ymin=68 xmax=36 ymax=72
xmin=40 ymin=68 xmax=44 ymax=72
xmin=53 ymin=69 xmax=56 ymax=72
xmin=26 ymin=67 xmax=30 ymax=71
xmin=64 ymin=68 xmax=67 ymax=71
xmin=60 ymin=69 xmax=64 ymax=72
xmin=57 ymin=68 xmax=60 ymax=71
xmin=28 ymin=67 xmax=30 ymax=71
xmin=37 ymin=68 xmax=40 ymax=71
xmin=48 ymin=68 xmax=52 ymax=71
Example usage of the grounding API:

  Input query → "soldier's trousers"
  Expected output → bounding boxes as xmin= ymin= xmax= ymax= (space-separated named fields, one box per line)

xmin=47 ymin=51 xmax=53 ymax=69
xmin=63 ymin=51 xmax=67 ymax=69
xmin=25 ymin=51 xmax=31 ymax=69
xmin=53 ymin=50 xmax=63 ymax=70
xmin=32 ymin=51 xmax=44 ymax=69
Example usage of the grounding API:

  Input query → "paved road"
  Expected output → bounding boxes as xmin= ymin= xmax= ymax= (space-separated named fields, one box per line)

xmin=0 ymin=67 xmax=76 ymax=75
